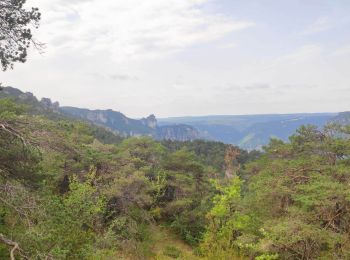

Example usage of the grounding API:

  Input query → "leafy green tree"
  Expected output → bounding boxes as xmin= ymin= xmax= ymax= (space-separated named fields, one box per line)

xmin=162 ymin=139 xmax=261 ymax=173
xmin=161 ymin=149 xmax=214 ymax=245
xmin=200 ymin=177 xmax=248 ymax=258
xmin=23 ymin=174 xmax=105 ymax=259
xmin=201 ymin=124 xmax=350 ymax=259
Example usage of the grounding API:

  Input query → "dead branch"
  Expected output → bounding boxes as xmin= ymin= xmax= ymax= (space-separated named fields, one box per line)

xmin=323 ymin=210 xmax=343 ymax=231
xmin=0 ymin=234 xmax=28 ymax=260
xmin=0 ymin=122 xmax=28 ymax=146
xmin=0 ymin=182 xmax=39 ymax=225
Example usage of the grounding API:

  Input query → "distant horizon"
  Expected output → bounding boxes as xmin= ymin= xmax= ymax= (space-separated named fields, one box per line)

xmin=5 ymin=85 xmax=346 ymax=120
xmin=4 ymin=85 xmax=345 ymax=119
xmin=157 ymin=112 xmax=340 ymax=120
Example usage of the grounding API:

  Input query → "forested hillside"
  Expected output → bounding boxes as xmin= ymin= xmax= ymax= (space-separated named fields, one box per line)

xmin=0 ymin=98 xmax=187 ymax=258
xmin=1 ymin=1 xmax=349 ymax=259
xmin=1 ymin=95 xmax=349 ymax=259
xmin=0 ymin=97 xmax=250 ymax=259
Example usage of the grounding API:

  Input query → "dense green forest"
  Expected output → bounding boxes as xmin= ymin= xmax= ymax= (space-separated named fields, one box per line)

xmin=0 ymin=96 xmax=349 ymax=259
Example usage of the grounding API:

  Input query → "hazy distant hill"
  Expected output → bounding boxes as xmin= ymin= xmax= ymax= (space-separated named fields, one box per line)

xmin=159 ymin=113 xmax=339 ymax=150
xmin=0 ymin=87 xmax=200 ymax=141
xmin=2 ymin=87 xmax=346 ymax=149
xmin=60 ymin=106 xmax=154 ymax=136
xmin=330 ymin=111 xmax=350 ymax=125
xmin=60 ymin=106 xmax=200 ymax=141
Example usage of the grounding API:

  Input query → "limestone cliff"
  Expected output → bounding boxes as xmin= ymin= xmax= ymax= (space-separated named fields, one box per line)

xmin=156 ymin=124 xmax=200 ymax=141
xmin=0 ymin=86 xmax=201 ymax=142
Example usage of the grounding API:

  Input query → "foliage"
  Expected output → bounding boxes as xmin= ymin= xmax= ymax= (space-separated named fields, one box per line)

xmin=0 ymin=0 xmax=42 ymax=70
xmin=200 ymin=124 xmax=350 ymax=259
xmin=0 ymin=99 xmax=221 ymax=258
xmin=0 ymin=99 xmax=42 ymax=185
xmin=30 ymin=175 xmax=104 ymax=259
xmin=1 ymin=98 xmax=350 ymax=259
xmin=162 ymin=139 xmax=261 ymax=173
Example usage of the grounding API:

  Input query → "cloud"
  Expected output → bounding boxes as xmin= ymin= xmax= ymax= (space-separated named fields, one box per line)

xmin=280 ymin=45 xmax=323 ymax=62
xmin=86 ymin=72 xmax=138 ymax=81
xmin=302 ymin=17 xmax=331 ymax=35
xmin=33 ymin=0 xmax=254 ymax=62
xmin=331 ymin=44 xmax=350 ymax=56
xmin=109 ymin=74 xmax=138 ymax=81
xmin=4 ymin=1 xmax=349 ymax=117
xmin=244 ymin=83 xmax=271 ymax=90
xmin=218 ymin=42 xmax=236 ymax=49
xmin=263 ymin=44 xmax=323 ymax=70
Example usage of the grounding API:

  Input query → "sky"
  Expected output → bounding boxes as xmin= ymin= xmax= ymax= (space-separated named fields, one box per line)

xmin=1 ymin=0 xmax=350 ymax=118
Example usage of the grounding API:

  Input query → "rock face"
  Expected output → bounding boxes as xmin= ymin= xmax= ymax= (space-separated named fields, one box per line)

xmin=59 ymin=107 xmax=199 ymax=141
xmin=59 ymin=107 xmax=153 ymax=137
xmin=330 ymin=111 xmax=350 ymax=125
xmin=141 ymin=114 xmax=157 ymax=129
xmin=19 ymin=92 xmax=37 ymax=102
xmin=40 ymin=98 xmax=60 ymax=112
xmin=0 ymin=87 xmax=61 ymax=115
xmin=0 ymin=86 xmax=200 ymax=142
xmin=156 ymin=124 xmax=200 ymax=141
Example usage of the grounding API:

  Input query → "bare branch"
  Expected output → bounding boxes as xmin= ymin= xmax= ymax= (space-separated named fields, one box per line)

xmin=0 ymin=233 xmax=28 ymax=260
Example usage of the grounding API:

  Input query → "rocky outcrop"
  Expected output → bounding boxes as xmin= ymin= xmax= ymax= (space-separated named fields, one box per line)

xmin=156 ymin=124 xmax=200 ymax=141
xmin=1 ymin=86 xmax=201 ymax=142
xmin=19 ymin=92 xmax=35 ymax=100
xmin=141 ymin=114 xmax=157 ymax=129
xmin=330 ymin=111 xmax=350 ymax=125
xmin=60 ymin=107 xmax=200 ymax=141
xmin=86 ymin=110 xmax=109 ymax=124
xmin=0 ymin=87 xmax=61 ymax=115
xmin=59 ymin=107 xmax=153 ymax=137
xmin=40 ymin=98 xmax=60 ymax=112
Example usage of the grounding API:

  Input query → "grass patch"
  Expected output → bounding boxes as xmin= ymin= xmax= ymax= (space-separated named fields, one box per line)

xmin=163 ymin=246 xmax=182 ymax=259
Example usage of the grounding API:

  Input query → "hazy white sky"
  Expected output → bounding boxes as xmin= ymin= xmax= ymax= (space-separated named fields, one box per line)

xmin=1 ymin=0 xmax=350 ymax=117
